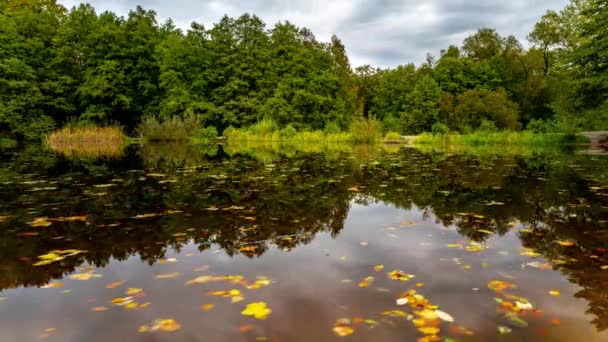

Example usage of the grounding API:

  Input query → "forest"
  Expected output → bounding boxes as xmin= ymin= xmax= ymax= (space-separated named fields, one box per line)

xmin=0 ymin=0 xmax=606 ymax=141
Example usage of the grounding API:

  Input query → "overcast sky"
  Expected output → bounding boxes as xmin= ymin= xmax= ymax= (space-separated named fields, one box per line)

xmin=57 ymin=0 xmax=570 ymax=68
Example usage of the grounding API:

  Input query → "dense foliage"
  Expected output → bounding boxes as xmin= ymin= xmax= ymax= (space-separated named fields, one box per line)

xmin=0 ymin=0 xmax=606 ymax=140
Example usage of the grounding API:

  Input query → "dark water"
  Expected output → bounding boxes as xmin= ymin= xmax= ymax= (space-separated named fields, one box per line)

xmin=0 ymin=144 xmax=607 ymax=341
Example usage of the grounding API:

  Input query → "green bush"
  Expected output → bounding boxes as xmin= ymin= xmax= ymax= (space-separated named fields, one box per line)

xmin=478 ymin=119 xmax=499 ymax=133
xmin=349 ymin=117 xmax=382 ymax=143
xmin=384 ymin=131 xmax=404 ymax=141
xmin=381 ymin=114 xmax=401 ymax=133
xmin=525 ymin=119 xmax=555 ymax=134
xmin=196 ymin=126 xmax=218 ymax=141
xmin=280 ymin=125 xmax=297 ymax=138
xmin=324 ymin=122 xmax=341 ymax=134
xmin=431 ymin=122 xmax=450 ymax=135
xmin=137 ymin=116 xmax=200 ymax=141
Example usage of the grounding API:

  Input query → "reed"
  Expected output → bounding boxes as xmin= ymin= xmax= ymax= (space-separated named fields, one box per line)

xmin=46 ymin=126 xmax=125 ymax=158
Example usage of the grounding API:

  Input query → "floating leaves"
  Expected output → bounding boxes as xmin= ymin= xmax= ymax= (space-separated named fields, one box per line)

xmin=201 ymin=304 xmax=214 ymax=311
xmin=555 ymin=240 xmax=575 ymax=247
xmin=106 ymin=281 xmax=126 ymax=289
xmin=241 ymin=302 xmax=271 ymax=320
xmin=388 ymin=270 xmax=415 ymax=281
xmin=520 ymin=249 xmax=542 ymax=258
xmin=207 ymin=289 xmax=244 ymax=303
xmin=549 ymin=290 xmax=561 ymax=297
xmin=333 ymin=318 xmax=355 ymax=337
xmin=374 ymin=265 xmax=384 ymax=272
xmin=33 ymin=250 xmax=87 ymax=266
xmin=41 ymin=282 xmax=64 ymax=289
xmin=139 ymin=319 xmax=181 ymax=333
xmin=69 ymin=271 xmax=102 ymax=281
xmin=488 ymin=280 xmax=516 ymax=293
xmin=358 ymin=276 xmax=374 ymax=288
xmin=156 ymin=272 xmax=180 ymax=279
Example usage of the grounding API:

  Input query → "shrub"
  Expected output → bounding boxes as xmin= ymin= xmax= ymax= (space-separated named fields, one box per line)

xmin=525 ymin=119 xmax=555 ymax=134
xmin=196 ymin=126 xmax=218 ymax=141
xmin=324 ymin=122 xmax=341 ymax=134
xmin=384 ymin=131 xmax=404 ymax=141
xmin=478 ymin=119 xmax=499 ymax=133
xmin=280 ymin=125 xmax=297 ymax=138
xmin=349 ymin=117 xmax=382 ymax=143
xmin=431 ymin=122 xmax=450 ymax=135
xmin=381 ymin=114 xmax=401 ymax=133
xmin=137 ymin=116 xmax=200 ymax=141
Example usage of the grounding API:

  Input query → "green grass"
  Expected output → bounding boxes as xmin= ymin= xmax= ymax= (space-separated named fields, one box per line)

xmin=414 ymin=131 xmax=588 ymax=147
xmin=0 ymin=138 xmax=17 ymax=149
xmin=137 ymin=116 xmax=201 ymax=141
xmin=225 ymin=118 xmax=382 ymax=144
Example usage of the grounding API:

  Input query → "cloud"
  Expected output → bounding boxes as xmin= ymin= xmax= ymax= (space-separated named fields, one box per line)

xmin=57 ymin=0 xmax=570 ymax=68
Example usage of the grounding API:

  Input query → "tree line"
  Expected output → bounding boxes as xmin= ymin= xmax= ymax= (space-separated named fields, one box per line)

xmin=0 ymin=0 xmax=606 ymax=141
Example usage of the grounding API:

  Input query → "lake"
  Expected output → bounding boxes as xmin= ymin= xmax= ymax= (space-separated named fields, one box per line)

xmin=0 ymin=143 xmax=607 ymax=341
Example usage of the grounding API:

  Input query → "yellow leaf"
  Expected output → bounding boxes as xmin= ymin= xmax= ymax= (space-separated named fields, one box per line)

xmin=555 ymin=240 xmax=574 ymax=247
xmin=125 ymin=302 xmax=139 ymax=310
xmin=418 ymin=326 xmax=440 ymax=335
xmin=381 ymin=310 xmax=408 ymax=318
xmin=201 ymin=304 xmax=214 ymax=311
xmin=488 ymin=280 xmax=515 ymax=292
xmin=105 ymin=281 xmax=126 ymax=289
xmin=358 ymin=276 xmax=374 ymax=288
xmin=91 ymin=306 xmax=108 ymax=312
xmin=111 ymin=297 xmax=133 ymax=306
xmin=241 ymin=302 xmax=272 ymax=320
xmin=435 ymin=310 xmax=454 ymax=322
xmin=333 ymin=325 xmax=354 ymax=337
xmin=41 ymin=282 xmax=64 ymax=289
xmin=388 ymin=270 xmax=415 ymax=281
xmin=69 ymin=272 xmax=97 ymax=281
xmin=374 ymin=265 xmax=384 ymax=271
xmin=156 ymin=272 xmax=180 ymax=279
xmin=549 ymin=290 xmax=561 ymax=296
xmin=126 ymin=288 xmax=143 ymax=296
xmin=151 ymin=319 xmax=181 ymax=332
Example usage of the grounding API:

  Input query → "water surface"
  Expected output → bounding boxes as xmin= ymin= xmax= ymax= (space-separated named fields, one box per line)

xmin=0 ymin=144 xmax=607 ymax=341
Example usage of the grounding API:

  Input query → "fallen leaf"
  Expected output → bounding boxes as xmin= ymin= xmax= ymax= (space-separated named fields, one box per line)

xmin=239 ymin=324 xmax=254 ymax=332
xmin=498 ymin=326 xmax=512 ymax=334
xmin=69 ymin=272 xmax=101 ymax=281
xmin=374 ymin=265 xmax=384 ymax=272
xmin=91 ymin=306 xmax=108 ymax=312
xmin=388 ymin=270 xmax=415 ymax=281
xmin=241 ymin=302 xmax=271 ymax=320
xmin=106 ymin=281 xmax=126 ymax=289
xmin=555 ymin=240 xmax=575 ymax=247
xmin=488 ymin=280 xmax=515 ymax=293
xmin=126 ymin=288 xmax=143 ymax=296
xmin=549 ymin=290 xmax=561 ymax=297
xmin=201 ymin=304 xmax=214 ymax=311
xmin=41 ymin=282 xmax=64 ymax=289
xmin=156 ymin=272 xmax=180 ymax=279
xmin=358 ymin=276 xmax=374 ymax=288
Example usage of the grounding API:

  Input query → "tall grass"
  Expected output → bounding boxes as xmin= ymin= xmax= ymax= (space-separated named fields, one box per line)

xmin=225 ymin=118 xmax=381 ymax=144
xmin=46 ymin=126 xmax=125 ymax=158
xmin=414 ymin=131 xmax=587 ymax=147
xmin=137 ymin=116 xmax=200 ymax=141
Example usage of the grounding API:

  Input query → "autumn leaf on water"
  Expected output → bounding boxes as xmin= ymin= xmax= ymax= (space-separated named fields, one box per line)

xmin=30 ymin=217 xmax=52 ymax=227
xmin=187 ymin=275 xmax=245 ymax=286
xmin=139 ymin=319 xmax=181 ymax=333
xmin=555 ymin=240 xmax=575 ymax=247
xmin=156 ymin=272 xmax=180 ymax=279
xmin=69 ymin=272 xmax=101 ymax=281
xmin=106 ymin=281 xmax=126 ymax=289
xmin=33 ymin=250 xmax=87 ymax=266
xmin=91 ymin=306 xmax=108 ymax=312
xmin=207 ymin=289 xmax=244 ymax=303
xmin=201 ymin=304 xmax=214 ymax=311
xmin=125 ymin=288 xmax=143 ymax=296
xmin=358 ymin=276 xmax=374 ymax=288
xmin=381 ymin=310 xmax=408 ymax=318
xmin=333 ymin=319 xmax=354 ymax=337
xmin=247 ymin=277 xmax=270 ymax=289
xmin=41 ymin=282 xmax=64 ymax=289
xmin=159 ymin=258 xmax=178 ymax=263
xmin=388 ymin=270 xmax=415 ymax=281
xmin=520 ymin=249 xmax=542 ymax=257
xmin=488 ymin=280 xmax=516 ymax=293
xmin=374 ymin=265 xmax=384 ymax=272
xmin=549 ymin=290 xmax=561 ymax=296
xmin=241 ymin=302 xmax=271 ymax=320
xmin=111 ymin=297 xmax=134 ymax=306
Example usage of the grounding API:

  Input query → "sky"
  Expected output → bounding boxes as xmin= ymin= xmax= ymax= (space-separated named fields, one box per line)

xmin=57 ymin=0 xmax=570 ymax=68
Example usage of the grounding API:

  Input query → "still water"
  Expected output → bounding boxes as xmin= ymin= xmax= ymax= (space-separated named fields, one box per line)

xmin=0 ymin=144 xmax=607 ymax=341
